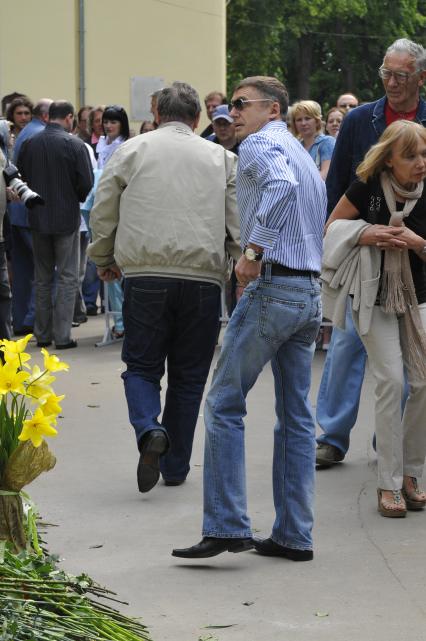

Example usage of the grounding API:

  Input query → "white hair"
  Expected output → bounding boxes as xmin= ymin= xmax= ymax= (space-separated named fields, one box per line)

xmin=385 ymin=38 xmax=426 ymax=72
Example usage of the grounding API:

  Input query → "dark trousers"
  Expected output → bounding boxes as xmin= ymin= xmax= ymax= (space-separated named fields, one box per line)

xmin=121 ymin=276 xmax=221 ymax=481
xmin=32 ymin=230 xmax=79 ymax=345
xmin=11 ymin=225 xmax=35 ymax=331
xmin=0 ymin=241 xmax=12 ymax=340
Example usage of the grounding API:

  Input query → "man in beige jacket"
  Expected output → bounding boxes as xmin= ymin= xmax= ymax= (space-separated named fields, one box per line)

xmin=88 ymin=82 xmax=240 ymax=494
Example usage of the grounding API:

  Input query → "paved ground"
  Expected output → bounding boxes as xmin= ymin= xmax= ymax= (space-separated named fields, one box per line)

xmin=29 ymin=316 xmax=426 ymax=641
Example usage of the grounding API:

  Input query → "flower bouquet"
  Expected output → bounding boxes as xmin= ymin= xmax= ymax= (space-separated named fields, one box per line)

xmin=0 ymin=334 xmax=66 ymax=552
xmin=0 ymin=336 xmax=152 ymax=640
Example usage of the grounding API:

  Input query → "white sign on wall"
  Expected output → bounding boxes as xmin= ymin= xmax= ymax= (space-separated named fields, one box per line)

xmin=130 ymin=76 xmax=165 ymax=121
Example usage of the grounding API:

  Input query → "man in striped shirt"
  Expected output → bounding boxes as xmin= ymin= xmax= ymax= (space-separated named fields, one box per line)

xmin=173 ymin=76 xmax=327 ymax=561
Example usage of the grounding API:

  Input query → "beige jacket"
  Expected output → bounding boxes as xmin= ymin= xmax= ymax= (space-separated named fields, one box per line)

xmin=87 ymin=122 xmax=241 ymax=286
xmin=321 ymin=219 xmax=381 ymax=335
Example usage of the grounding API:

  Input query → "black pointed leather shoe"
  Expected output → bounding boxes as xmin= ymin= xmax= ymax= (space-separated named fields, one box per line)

xmin=137 ymin=429 xmax=168 ymax=493
xmin=254 ymin=537 xmax=313 ymax=561
xmin=172 ymin=536 xmax=254 ymax=558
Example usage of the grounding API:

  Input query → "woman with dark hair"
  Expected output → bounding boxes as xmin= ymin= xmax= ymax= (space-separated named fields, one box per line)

xmin=6 ymin=96 xmax=33 ymax=149
xmin=96 ymin=105 xmax=130 ymax=339
xmin=97 ymin=105 xmax=130 ymax=169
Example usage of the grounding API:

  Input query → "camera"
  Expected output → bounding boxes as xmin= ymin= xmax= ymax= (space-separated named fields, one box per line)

xmin=3 ymin=163 xmax=44 ymax=209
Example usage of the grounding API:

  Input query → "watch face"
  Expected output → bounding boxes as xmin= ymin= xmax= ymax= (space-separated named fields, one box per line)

xmin=245 ymin=248 xmax=256 ymax=260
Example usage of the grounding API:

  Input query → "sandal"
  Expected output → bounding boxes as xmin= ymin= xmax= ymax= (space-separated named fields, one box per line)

xmin=377 ymin=489 xmax=407 ymax=518
xmin=111 ymin=326 xmax=125 ymax=340
xmin=402 ymin=477 xmax=426 ymax=511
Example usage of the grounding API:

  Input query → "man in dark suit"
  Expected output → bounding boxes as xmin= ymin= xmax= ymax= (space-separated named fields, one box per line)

xmin=18 ymin=100 xmax=93 ymax=349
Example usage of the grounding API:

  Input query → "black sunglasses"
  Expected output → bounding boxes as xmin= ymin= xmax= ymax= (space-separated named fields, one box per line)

xmin=228 ymin=98 xmax=275 ymax=112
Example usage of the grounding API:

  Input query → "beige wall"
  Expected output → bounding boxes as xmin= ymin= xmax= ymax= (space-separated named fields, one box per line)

xmin=0 ymin=0 xmax=78 ymax=104
xmin=0 ymin=0 xmax=226 ymax=131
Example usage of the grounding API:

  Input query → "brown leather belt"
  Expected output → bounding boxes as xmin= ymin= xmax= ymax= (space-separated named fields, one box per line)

xmin=261 ymin=263 xmax=320 ymax=278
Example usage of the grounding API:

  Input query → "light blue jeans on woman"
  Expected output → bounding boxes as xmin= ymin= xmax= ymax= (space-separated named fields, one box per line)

xmin=202 ymin=270 xmax=322 ymax=551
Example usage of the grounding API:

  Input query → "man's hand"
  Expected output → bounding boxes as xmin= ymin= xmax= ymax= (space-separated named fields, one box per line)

xmin=97 ymin=263 xmax=122 ymax=281
xmin=6 ymin=187 xmax=19 ymax=202
xmin=235 ymin=254 xmax=261 ymax=286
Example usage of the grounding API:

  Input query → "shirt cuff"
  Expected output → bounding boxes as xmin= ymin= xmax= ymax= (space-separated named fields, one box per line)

xmin=248 ymin=222 xmax=280 ymax=249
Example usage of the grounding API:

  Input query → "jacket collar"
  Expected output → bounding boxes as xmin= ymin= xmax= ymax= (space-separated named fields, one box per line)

xmin=159 ymin=121 xmax=193 ymax=133
xmin=372 ymin=95 xmax=426 ymax=137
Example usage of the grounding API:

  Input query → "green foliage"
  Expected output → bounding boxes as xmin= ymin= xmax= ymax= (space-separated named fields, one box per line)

xmin=0 ymin=396 xmax=28 ymax=478
xmin=227 ymin=0 xmax=426 ymax=105
xmin=0 ymin=544 xmax=151 ymax=641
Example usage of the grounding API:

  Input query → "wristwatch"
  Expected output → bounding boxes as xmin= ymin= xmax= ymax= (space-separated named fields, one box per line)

xmin=243 ymin=246 xmax=263 ymax=262
xmin=421 ymin=245 xmax=426 ymax=255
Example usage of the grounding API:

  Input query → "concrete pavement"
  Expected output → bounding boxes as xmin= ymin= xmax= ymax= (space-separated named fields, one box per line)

xmin=29 ymin=316 xmax=426 ymax=641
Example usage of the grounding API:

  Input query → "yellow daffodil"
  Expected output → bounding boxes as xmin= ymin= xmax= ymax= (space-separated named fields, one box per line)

xmin=41 ymin=348 xmax=69 ymax=373
xmin=0 ymin=361 xmax=30 ymax=395
xmin=18 ymin=407 xmax=58 ymax=447
xmin=26 ymin=365 xmax=56 ymax=401
xmin=0 ymin=334 xmax=33 ymax=354
xmin=39 ymin=393 xmax=65 ymax=424
xmin=1 ymin=349 xmax=31 ymax=369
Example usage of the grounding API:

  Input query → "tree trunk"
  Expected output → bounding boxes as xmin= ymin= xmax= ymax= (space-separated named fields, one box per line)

xmin=296 ymin=35 xmax=313 ymax=99
xmin=334 ymin=19 xmax=354 ymax=92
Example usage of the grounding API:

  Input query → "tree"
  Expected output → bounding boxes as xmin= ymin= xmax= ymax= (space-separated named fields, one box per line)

xmin=227 ymin=0 xmax=426 ymax=106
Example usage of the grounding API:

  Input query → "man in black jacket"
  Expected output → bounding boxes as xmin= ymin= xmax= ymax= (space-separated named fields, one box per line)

xmin=18 ymin=100 xmax=93 ymax=349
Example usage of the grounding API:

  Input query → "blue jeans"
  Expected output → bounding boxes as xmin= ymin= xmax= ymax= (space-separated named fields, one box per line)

xmin=203 ymin=272 xmax=321 ymax=550
xmin=316 ymin=303 xmax=367 ymax=454
xmin=82 ymin=258 xmax=100 ymax=310
xmin=108 ymin=279 xmax=124 ymax=333
xmin=121 ymin=276 xmax=221 ymax=482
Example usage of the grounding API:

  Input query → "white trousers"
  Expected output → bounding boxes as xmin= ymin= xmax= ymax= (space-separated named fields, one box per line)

xmin=353 ymin=303 xmax=426 ymax=490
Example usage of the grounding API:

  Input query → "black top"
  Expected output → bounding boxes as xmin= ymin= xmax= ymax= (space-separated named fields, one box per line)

xmin=18 ymin=123 xmax=94 ymax=234
xmin=210 ymin=135 xmax=239 ymax=155
xmin=200 ymin=123 xmax=214 ymax=138
xmin=346 ymin=176 xmax=426 ymax=304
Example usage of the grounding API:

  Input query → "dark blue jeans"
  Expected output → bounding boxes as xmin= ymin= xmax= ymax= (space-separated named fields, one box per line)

xmin=11 ymin=225 xmax=35 ymax=331
xmin=121 ymin=276 xmax=221 ymax=482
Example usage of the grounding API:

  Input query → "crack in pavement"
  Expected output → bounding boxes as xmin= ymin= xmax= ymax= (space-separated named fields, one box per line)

xmin=356 ymin=479 xmax=426 ymax=619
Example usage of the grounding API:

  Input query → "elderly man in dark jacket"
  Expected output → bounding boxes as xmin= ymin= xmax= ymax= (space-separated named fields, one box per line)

xmin=316 ymin=38 xmax=426 ymax=466
xmin=18 ymin=100 xmax=93 ymax=349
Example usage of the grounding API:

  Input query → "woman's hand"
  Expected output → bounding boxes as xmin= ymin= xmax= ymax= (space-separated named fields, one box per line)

xmin=359 ymin=224 xmax=407 ymax=249
xmin=385 ymin=225 xmax=424 ymax=251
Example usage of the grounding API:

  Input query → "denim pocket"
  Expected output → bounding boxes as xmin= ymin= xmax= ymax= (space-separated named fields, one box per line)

xmin=130 ymin=286 xmax=168 ymax=325
xmin=259 ymin=295 xmax=305 ymax=342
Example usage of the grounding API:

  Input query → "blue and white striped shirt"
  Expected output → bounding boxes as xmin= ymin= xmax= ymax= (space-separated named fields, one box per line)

xmin=237 ymin=120 xmax=327 ymax=272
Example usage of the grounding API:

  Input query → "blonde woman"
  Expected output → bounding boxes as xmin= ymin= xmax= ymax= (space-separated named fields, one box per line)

xmin=325 ymin=120 xmax=426 ymax=517
xmin=290 ymin=100 xmax=335 ymax=180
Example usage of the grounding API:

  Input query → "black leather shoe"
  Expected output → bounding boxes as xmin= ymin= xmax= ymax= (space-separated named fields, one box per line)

xmin=254 ymin=537 xmax=313 ymax=561
xmin=86 ymin=306 xmax=98 ymax=316
xmin=172 ymin=536 xmax=254 ymax=558
xmin=137 ymin=430 xmax=168 ymax=493
xmin=55 ymin=340 xmax=78 ymax=350
xmin=13 ymin=326 xmax=34 ymax=336
xmin=164 ymin=479 xmax=186 ymax=486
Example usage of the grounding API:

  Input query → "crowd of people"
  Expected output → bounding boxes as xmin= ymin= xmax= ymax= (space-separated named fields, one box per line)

xmin=1 ymin=35 xmax=426 ymax=562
